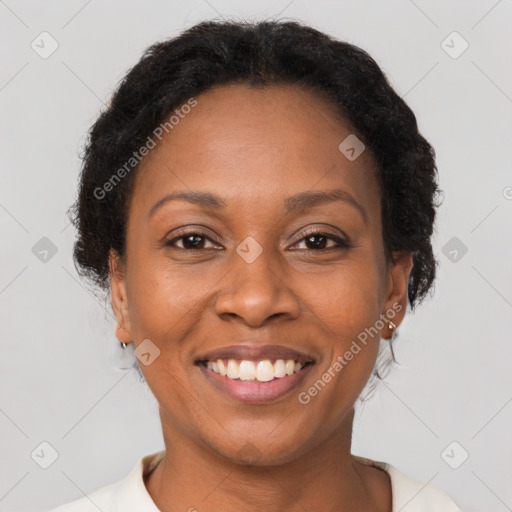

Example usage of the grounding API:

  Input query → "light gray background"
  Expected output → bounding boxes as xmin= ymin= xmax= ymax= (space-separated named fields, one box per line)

xmin=1 ymin=1 xmax=511 ymax=511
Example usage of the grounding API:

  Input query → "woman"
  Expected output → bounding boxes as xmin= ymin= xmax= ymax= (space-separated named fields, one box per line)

xmin=51 ymin=19 xmax=460 ymax=512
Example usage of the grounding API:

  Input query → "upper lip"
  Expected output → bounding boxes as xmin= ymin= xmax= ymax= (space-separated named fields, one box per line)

xmin=195 ymin=344 xmax=316 ymax=365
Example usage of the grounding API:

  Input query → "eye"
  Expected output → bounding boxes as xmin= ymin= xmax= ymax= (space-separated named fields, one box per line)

xmin=164 ymin=231 xmax=221 ymax=250
xmin=290 ymin=230 xmax=351 ymax=251
xmin=164 ymin=229 xmax=350 ymax=251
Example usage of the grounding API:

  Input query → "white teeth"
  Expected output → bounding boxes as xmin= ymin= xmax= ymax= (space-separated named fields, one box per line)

xmin=217 ymin=359 xmax=227 ymax=376
xmin=206 ymin=358 xmax=307 ymax=381
xmin=256 ymin=360 xmax=274 ymax=382
xmin=239 ymin=360 xmax=256 ymax=380
xmin=274 ymin=359 xmax=286 ymax=378
xmin=285 ymin=360 xmax=295 ymax=375
xmin=226 ymin=359 xmax=239 ymax=379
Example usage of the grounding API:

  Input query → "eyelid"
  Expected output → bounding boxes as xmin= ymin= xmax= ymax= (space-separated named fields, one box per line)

xmin=289 ymin=228 xmax=351 ymax=250
xmin=164 ymin=226 xmax=223 ymax=249
xmin=289 ymin=223 xmax=350 ymax=244
xmin=298 ymin=226 xmax=348 ymax=240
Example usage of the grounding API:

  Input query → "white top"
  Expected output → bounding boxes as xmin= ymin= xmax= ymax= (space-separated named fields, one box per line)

xmin=49 ymin=451 xmax=461 ymax=512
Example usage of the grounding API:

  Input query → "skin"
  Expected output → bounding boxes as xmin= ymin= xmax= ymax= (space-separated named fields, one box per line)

xmin=109 ymin=83 xmax=413 ymax=512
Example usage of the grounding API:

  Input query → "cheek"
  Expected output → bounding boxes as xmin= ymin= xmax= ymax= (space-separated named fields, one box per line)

xmin=301 ymin=257 xmax=384 ymax=337
xmin=125 ymin=254 xmax=234 ymax=387
xmin=124 ymin=260 xmax=213 ymax=414
xmin=298 ymin=259 xmax=383 ymax=387
xmin=127 ymin=260 xmax=213 ymax=339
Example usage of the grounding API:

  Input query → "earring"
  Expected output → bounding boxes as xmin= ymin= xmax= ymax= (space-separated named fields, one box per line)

xmin=388 ymin=321 xmax=396 ymax=338
xmin=109 ymin=341 xmax=135 ymax=370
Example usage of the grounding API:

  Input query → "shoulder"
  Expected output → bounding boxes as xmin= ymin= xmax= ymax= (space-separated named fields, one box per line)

xmin=47 ymin=451 xmax=164 ymax=512
xmin=386 ymin=464 xmax=461 ymax=511
xmin=48 ymin=480 xmax=120 ymax=512
xmin=352 ymin=455 xmax=461 ymax=512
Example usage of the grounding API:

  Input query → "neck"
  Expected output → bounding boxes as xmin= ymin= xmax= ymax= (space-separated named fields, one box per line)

xmin=145 ymin=407 xmax=390 ymax=512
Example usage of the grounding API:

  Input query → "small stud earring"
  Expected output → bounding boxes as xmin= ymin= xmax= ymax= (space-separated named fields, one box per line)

xmin=388 ymin=321 xmax=396 ymax=338
xmin=110 ymin=341 xmax=135 ymax=370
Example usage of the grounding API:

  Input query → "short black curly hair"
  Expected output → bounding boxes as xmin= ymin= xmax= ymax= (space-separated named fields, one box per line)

xmin=69 ymin=19 xmax=439 ymax=311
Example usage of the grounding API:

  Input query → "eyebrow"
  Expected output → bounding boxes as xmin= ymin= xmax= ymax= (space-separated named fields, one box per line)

xmin=148 ymin=188 xmax=367 ymax=224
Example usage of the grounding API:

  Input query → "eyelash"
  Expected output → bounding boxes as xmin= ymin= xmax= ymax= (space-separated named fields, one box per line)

xmin=164 ymin=229 xmax=351 ymax=252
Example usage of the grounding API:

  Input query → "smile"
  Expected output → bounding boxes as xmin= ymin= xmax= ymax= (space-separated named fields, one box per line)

xmin=194 ymin=343 xmax=316 ymax=403
xmin=195 ymin=360 xmax=316 ymax=403
xmin=200 ymin=358 xmax=312 ymax=382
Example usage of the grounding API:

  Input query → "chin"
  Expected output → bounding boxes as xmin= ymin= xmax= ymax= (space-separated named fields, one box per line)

xmin=203 ymin=427 xmax=315 ymax=467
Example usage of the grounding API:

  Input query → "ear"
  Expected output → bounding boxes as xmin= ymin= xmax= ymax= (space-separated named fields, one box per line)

xmin=382 ymin=251 xmax=413 ymax=338
xmin=109 ymin=249 xmax=133 ymax=345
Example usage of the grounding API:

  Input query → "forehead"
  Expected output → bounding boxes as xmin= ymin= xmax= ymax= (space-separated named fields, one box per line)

xmin=130 ymin=83 xmax=380 ymax=218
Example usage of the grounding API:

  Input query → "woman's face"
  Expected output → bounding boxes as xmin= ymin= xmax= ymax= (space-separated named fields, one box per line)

xmin=110 ymin=84 xmax=412 ymax=464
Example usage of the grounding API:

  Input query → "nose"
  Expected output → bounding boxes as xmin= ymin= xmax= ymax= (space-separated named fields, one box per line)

xmin=214 ymin=248 xmax=300 ymax=328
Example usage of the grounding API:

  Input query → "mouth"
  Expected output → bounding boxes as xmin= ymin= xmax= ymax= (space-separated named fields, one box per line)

xmin=194 ymin=344 xmax=316 ymax=403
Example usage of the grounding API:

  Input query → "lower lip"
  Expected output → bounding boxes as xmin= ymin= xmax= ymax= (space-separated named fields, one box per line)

xmin=198 ymin=363 xmax=314 ymax=403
